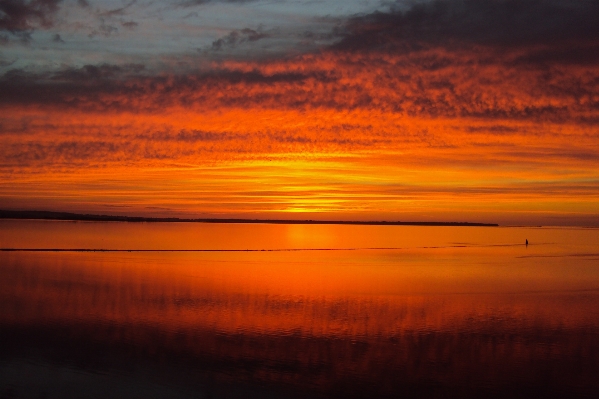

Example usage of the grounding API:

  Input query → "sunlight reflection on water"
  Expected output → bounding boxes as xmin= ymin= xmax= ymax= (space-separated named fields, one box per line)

xmin=1 ymin=221 xmax=598 ymax=398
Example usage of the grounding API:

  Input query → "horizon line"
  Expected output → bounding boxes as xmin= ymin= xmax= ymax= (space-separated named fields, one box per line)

xmin=0 ymin=243 xmax=532 ymax=253
xmin=0 ymin=210 xmax=499 ymax=227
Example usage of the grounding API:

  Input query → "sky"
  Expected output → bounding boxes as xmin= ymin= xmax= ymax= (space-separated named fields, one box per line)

xmin=1 ymin=0 xmax=598 ymax=225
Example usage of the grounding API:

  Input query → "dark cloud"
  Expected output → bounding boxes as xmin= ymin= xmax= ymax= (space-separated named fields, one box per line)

xmin=121 ymin=20 xmax=138 ymax=29
xmin=512 ymin=42 xmax=599 ymax=66
xmin=464 ymin=125 xmax=518 ymax=134
xmin=180 ymin=0 xmax=258 ymax=5
xmin=0 ymin=36 xmax=596 ymax=124
xmin=0 ymin=56 xmax=591 ymax=122
xmin=211 ymin=28 xmax=270 ymax=51
xmin=334 ymin=0 xmax=599 ymax=59
xmin=51 ymin=63 xmax=145 ymax=80
xmin=98 ymin=0 xmax=136 ymax=17
xmin=0 ymin=0 xmax=62 ymax=33
xmin=51 ymin=32 xmax=63 ymax=42
xmin=88 ymin=18 xmax=118 ymax=38
xmin=0 ymin=64 xmax=147 ymax=108
xmin=141 ymin=129 xmax=248 ymax=143
xmin=0 ymin=140 xmax=121 ymax=165
xmin=298 ymin=29 xmax=337 ymax=46
xmin=0 ymin=63 xmax=335 ymax=111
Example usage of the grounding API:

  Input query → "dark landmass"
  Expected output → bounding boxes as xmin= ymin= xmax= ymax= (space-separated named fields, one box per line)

xmin=0 ymin=210 xmax=498 ymax=227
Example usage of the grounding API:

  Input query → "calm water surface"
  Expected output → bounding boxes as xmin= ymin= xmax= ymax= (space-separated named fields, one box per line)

xmin=1 ymin=220 xmax=598 ymax=398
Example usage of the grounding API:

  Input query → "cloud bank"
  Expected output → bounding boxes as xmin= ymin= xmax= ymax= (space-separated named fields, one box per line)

xmin=0 ymin=0 xmax=598 ymax=224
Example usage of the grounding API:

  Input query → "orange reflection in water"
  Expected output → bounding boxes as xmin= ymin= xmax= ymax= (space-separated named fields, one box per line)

xmin=2 ymin=220 xmax=598 ymax=251
xmin=1 ymin=224 xmax=599 ymax=397
xmin=2 ymin=245 xmax=599 ymax=337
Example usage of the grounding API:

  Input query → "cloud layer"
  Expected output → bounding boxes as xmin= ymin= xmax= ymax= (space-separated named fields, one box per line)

xmin=0 ymin=0 xmax=598 ymax=224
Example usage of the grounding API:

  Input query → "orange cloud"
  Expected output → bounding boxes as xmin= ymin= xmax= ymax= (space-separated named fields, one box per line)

xmin=1 ymin=42 xmax=598 ymax=225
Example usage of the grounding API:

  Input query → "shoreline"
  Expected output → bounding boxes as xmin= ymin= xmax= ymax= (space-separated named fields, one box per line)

xmin=0 ymin=210 xmax=499 ymax=227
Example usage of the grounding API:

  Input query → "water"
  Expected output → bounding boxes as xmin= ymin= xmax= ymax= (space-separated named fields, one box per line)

xmin=1 ymin=220 xmax=598 ymax=398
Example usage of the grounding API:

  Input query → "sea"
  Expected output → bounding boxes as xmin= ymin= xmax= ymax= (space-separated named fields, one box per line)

xmin=1 ymin=220 xmax=598 ymax=398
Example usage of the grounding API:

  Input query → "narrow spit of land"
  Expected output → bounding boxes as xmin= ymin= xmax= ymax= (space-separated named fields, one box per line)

xmin=0 ymin=210 xmax=498 ymax=227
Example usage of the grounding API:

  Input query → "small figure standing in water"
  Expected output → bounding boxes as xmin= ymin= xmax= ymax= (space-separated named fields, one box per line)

xmin=526 ymin=239 xmax=528 ymax=247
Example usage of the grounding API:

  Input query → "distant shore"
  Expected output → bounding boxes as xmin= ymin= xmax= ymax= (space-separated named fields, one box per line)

xmin=0 ymin=210 xmax=499 ymax=227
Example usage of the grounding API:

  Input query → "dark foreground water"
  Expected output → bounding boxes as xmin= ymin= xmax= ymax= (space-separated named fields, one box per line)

xmin=1 ymin=221 xmax=598 ymax=398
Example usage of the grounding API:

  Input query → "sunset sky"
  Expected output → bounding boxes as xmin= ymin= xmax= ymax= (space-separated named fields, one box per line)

xmin=1 ymin=0 xmax=598 ymax=225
